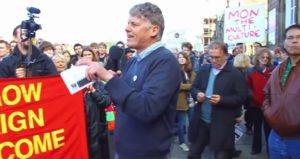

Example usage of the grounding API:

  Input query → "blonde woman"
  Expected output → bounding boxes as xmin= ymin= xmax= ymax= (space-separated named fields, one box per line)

xmin=52 ymin=53 xmax=67 ymax=73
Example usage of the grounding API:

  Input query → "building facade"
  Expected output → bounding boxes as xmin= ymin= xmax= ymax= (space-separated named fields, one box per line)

xmin=202 ymin=16 xmax=217 ymax=46
xmin=268 ymin=0 xmax=299 ymax=47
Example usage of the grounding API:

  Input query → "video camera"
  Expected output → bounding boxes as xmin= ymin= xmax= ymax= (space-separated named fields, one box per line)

xmin=21 ymin=7 xmax=42 ymax=40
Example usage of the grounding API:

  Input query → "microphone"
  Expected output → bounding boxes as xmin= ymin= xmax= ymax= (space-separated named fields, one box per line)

xmin=27 ymin=7 xmax=41 ymax=14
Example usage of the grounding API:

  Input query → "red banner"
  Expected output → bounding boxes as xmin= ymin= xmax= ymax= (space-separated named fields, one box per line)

xmin=0 ymin=76 xmax=88 ymax=159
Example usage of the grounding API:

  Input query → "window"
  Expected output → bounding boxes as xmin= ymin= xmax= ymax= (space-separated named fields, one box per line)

xmin=285 ymin=0 xmax=296 ymax=28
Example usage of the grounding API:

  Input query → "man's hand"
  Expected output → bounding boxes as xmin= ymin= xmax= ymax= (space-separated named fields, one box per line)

xmin=16 ymin=67 xmax=26 ymax=78
xmin=210 ymin=94 xmax=221 ymax=105
xmin=77 ymin=58 xmax=113 ymax=82
xmin=197 ymin=92 xmax=206 ymax=103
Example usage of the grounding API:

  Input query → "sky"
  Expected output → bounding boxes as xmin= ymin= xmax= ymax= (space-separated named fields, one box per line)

xmin=0 ymin=0 xmax=228 ymax=46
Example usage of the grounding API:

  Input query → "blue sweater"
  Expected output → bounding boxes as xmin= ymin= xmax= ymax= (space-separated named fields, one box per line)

xmin=200 ymin=69 xmax=216 ymax=123
xmin=105 ymin=47 xmax=181 ymax=159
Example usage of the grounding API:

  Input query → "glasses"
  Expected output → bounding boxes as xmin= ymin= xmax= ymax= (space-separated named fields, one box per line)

xmin=286 ymin=35 xmax=300 ymax=41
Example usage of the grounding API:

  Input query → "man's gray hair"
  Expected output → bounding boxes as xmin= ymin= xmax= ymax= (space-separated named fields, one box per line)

xmin=130 ymin=2 xmax=164 ymax=40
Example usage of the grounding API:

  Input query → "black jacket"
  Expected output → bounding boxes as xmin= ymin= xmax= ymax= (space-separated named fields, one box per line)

xmin=70 ymin=54 xmax=79 ymax=66
xmin=0 ymin=46 xmax=57 ymax=78
xmin=84 ymin=81 xmax=111 ymax=159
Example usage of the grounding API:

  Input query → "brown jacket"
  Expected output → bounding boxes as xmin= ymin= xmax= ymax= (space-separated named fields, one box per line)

xmin=176 ymin=72 xmax=196 ymax=111
xmin=263 ymin=59 xmax=300 ymax=138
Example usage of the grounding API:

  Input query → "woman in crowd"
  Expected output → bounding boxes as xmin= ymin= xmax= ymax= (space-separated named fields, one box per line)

xmin=51 ymin=53 xmax=67 ymax=73
xmin=247 ymin=47 xmax=274 ymax=155
xmin=82 ymin=47 xmax=111 ymax=159
xmin=176 ymin=52 xmax=196 ymax=152
xmin=62 ymin=50 xmax=72 ymax=69
xmin=82 ymin=48 xmax=98 ymax=61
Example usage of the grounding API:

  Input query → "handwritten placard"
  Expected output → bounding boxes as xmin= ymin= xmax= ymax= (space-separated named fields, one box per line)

xmin=224 ymin=5 xmax=265 ymax=43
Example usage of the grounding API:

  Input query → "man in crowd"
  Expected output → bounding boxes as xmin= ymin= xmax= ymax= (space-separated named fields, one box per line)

xmin=182 ymin=42 xmax=199 ymax=71
xmin=235 ymin=42 xmax=244 ymax=55
xmin=98 ymin=42 xmax=108 ymax=65
xmin=78 ymin=2 xmax=181 ymax=159
xmin=0 ymin=25 xmax=57 ymax=78
xmin=70 ymin=43 xmax=83 ymax=65
xmin=253 ymin=42 xmax=262 ymax=53
xmin=188 ymin=41 xmax=248 ymax=159
xmin=263 ymin=24 xmax=300 ymax=158
xmin=198 ymin=45 xmax=210 ymax=66
xmin=0 ymin=40 xmax=10 ymax=61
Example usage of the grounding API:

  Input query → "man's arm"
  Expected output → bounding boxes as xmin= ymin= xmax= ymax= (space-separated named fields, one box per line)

xmin=262 ymin=80 xmax=271 ymax=111
xmin=218 ymin=71 xmax=248 ymax=108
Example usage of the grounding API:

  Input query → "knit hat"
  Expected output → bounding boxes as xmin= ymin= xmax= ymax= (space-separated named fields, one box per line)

xmin=109 ymin=45 xmax=124 ymax=60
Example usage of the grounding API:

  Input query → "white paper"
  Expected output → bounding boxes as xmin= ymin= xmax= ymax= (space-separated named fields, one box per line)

xmin=60 ymin=65 xmax=94 ymax=95
xmin=234 ymin=125 xmax=244 ymax=143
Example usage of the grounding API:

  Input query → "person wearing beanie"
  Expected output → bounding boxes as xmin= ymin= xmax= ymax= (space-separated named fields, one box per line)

xmin=105 ymin=45 xmax=124 ymax=72
xmin=120 ymin=48 xmax=135 ymax=70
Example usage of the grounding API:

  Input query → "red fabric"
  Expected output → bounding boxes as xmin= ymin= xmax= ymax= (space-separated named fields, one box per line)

xmin=0 ymin=76 xmax=88 ymax=159
xmin=247 ymin=68 xmax=272 ymax=108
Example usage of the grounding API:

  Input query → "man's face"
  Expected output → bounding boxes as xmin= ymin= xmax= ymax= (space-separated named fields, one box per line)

xmin=235 ymin=44 xmax=243 ymax=54
xmin=209 ymin=47 xmax=227 ymax=69
xmin=125 ymin=16 xmax=159 ymax=52
xmin=74 ymin=46 xmax=83 ymax=56
xmin=253 ymin=43 xmax=261 ymax=53
xmin=14 ymin=28 xmax=31 ymax=52
xmin=203 ymin=46 xmax=209 ymax=54
xmin=0 ymin=43 xmax=9 ymax=58
xmin=284 ymin=28 xmax=300 ymax=57
xmin=182 ymin=47 xmax=191 ymax=55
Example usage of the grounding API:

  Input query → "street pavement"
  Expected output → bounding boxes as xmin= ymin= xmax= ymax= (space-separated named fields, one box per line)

xmin=170 ymin=125 xmax=269 ymax=159
xmin=109 ymin=125 xmax=269 ymax=159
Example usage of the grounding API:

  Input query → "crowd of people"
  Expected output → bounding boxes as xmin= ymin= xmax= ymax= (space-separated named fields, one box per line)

xmin=0 ymin=2 xmax=299 ymax=159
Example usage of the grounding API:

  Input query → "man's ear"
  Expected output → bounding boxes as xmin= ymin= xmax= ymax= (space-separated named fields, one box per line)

xmin=150 ymin=25 xmax=160 ymax=38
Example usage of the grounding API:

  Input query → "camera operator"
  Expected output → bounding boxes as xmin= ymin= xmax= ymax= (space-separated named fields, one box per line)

xmin=0 ymin=25 xmax=57 ymax=78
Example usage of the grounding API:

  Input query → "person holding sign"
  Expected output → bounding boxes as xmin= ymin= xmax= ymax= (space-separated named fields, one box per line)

xmin=78 ymin=2 xmax=181 ymax=159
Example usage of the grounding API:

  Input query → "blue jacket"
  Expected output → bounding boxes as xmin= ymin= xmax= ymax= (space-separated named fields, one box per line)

xmin=105 ymin=47 xmax=181 ymax=159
